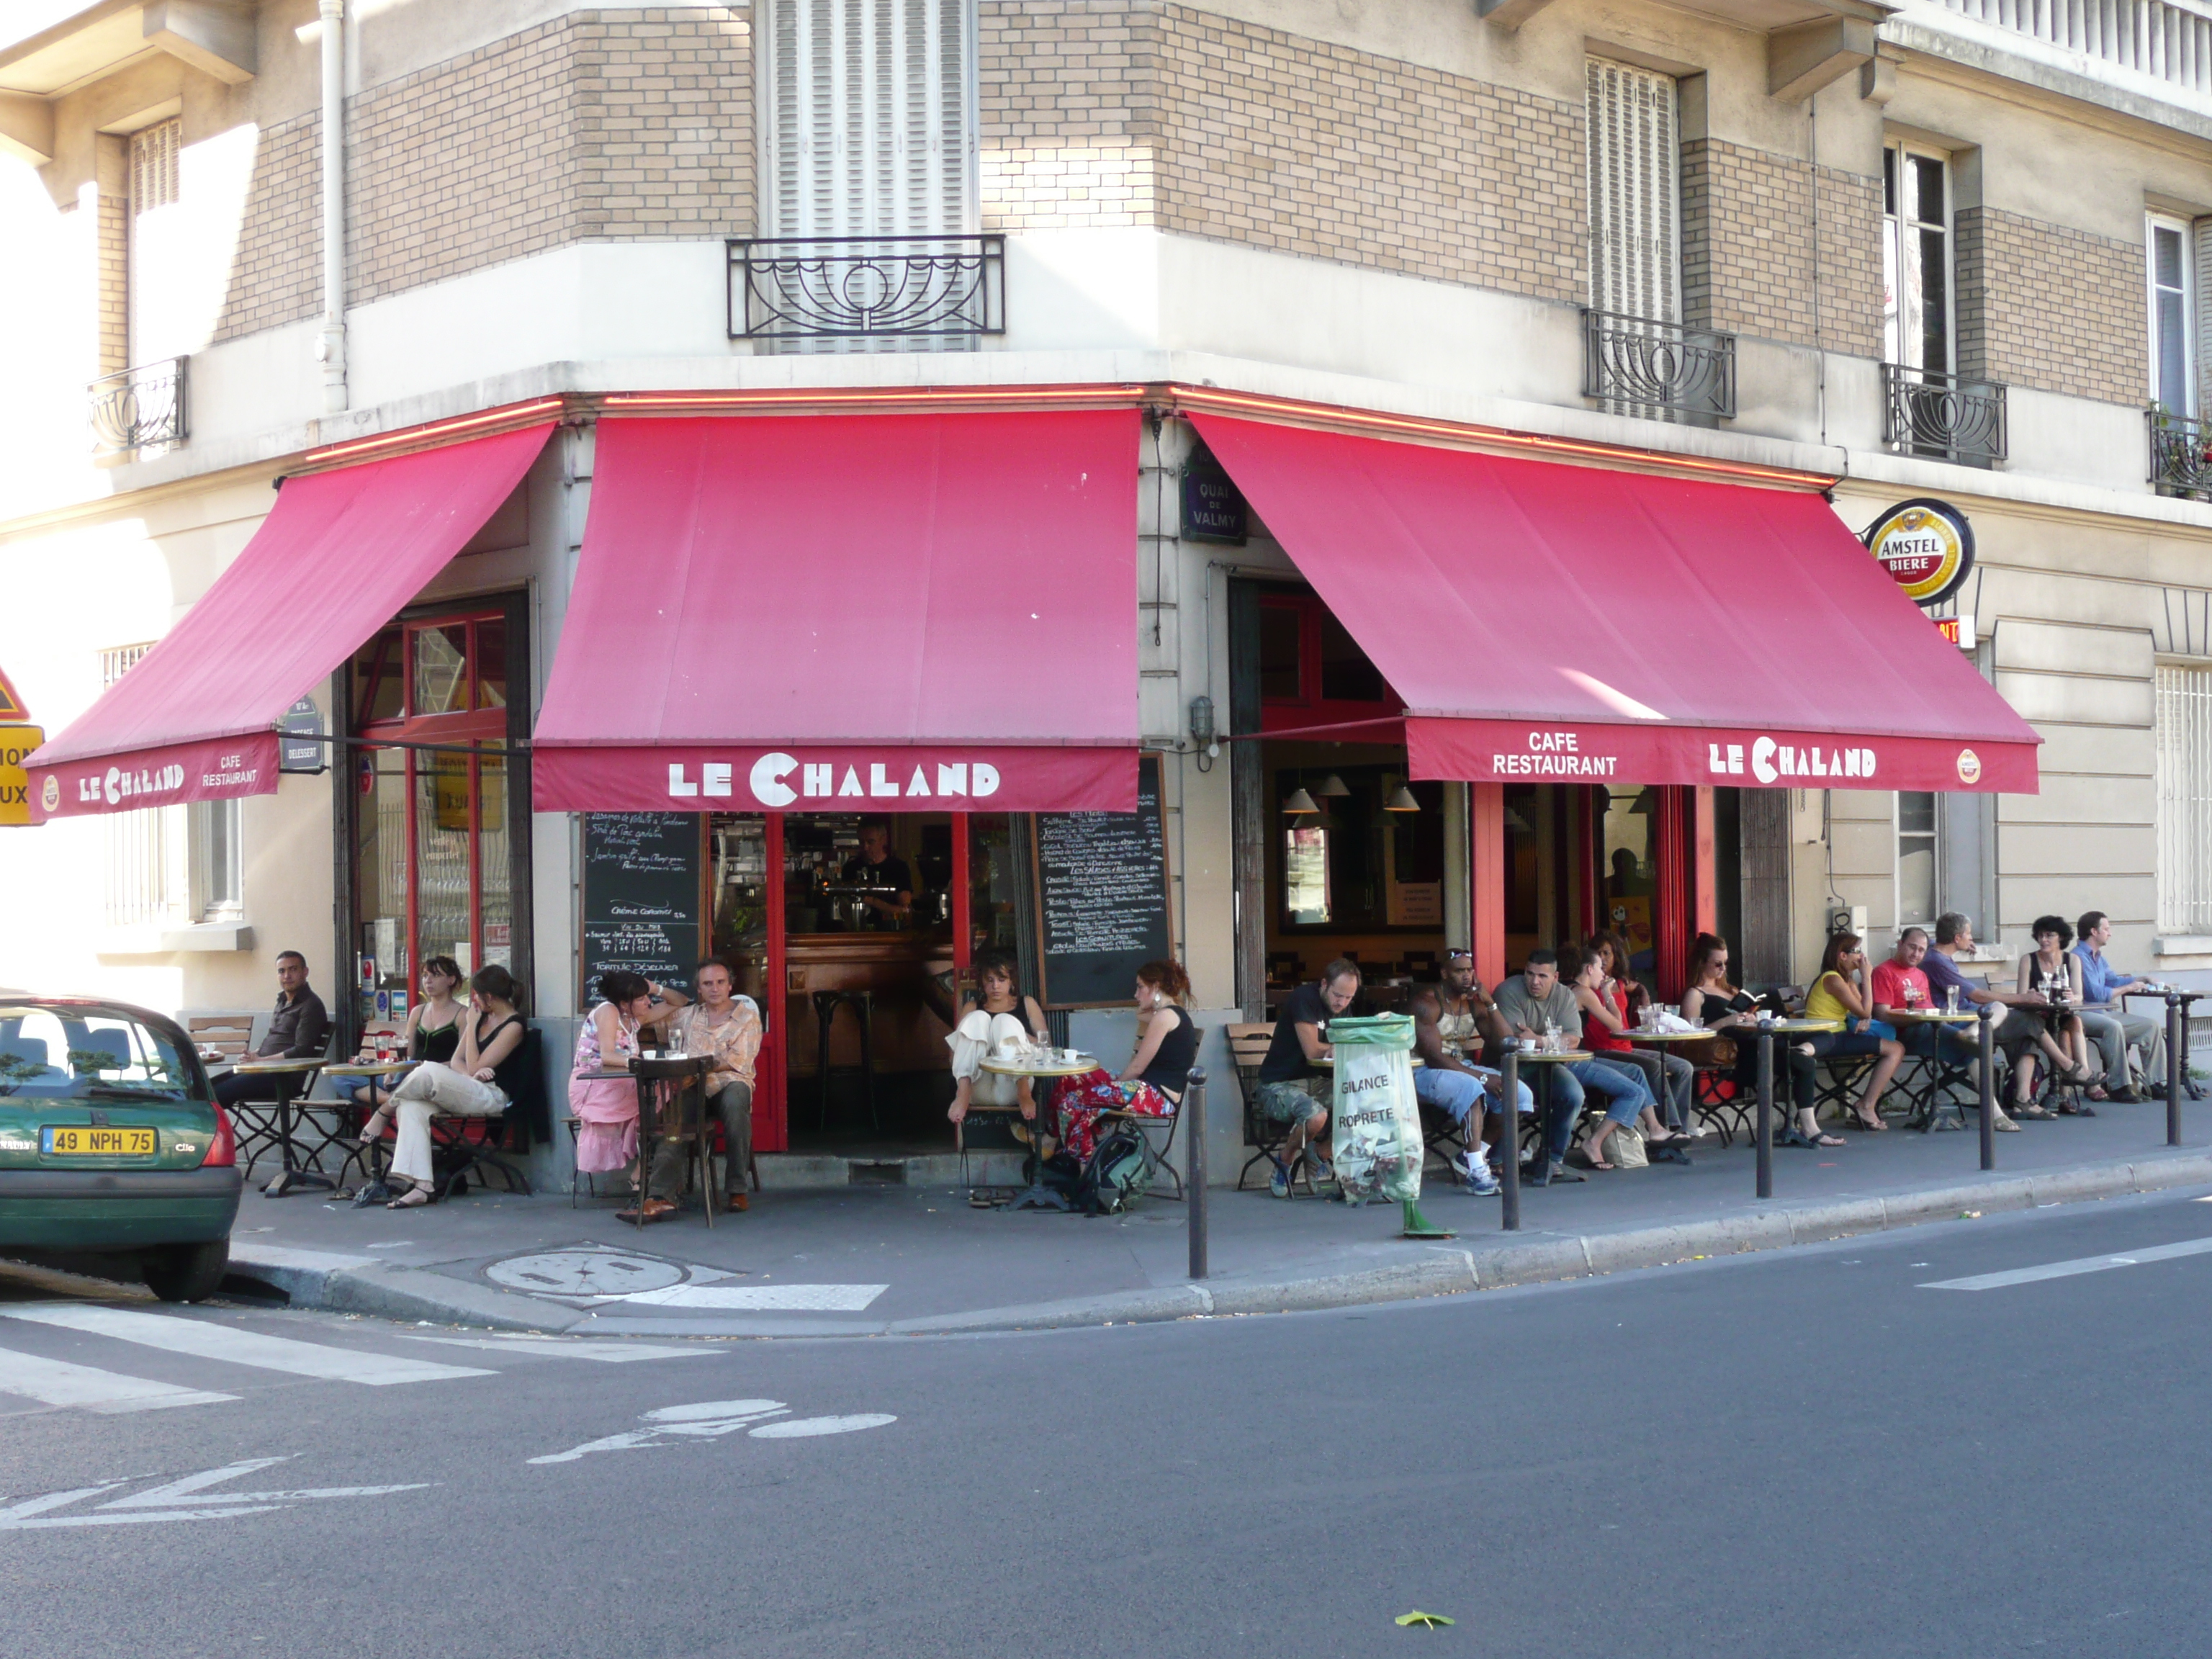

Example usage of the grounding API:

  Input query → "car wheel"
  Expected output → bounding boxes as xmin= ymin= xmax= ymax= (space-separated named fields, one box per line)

xmin=144 ymin=1240 xmax=229 ymax=1303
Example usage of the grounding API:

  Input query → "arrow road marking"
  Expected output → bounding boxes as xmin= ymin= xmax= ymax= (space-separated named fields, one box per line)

xmin=0 ymin=1458 xmax=433 ymax=1531
xmin=1918 ymin=1233 xmax=2212 ymax=1290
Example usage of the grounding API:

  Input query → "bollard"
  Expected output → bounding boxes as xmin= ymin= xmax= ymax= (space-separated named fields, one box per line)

xmin=1755 ymin=1029 xmax=1773 ymax=1200
xmin=2168 ymin=992 xmax=2185 ymax=1148
xmin=1500 ymin=1048 xmax=1521 ymax=1233
xmin=1977 ymin=1002 xmax=1996 ymax=1172
xmin=1184 ymin=1066 xmax=1208 ymax=1281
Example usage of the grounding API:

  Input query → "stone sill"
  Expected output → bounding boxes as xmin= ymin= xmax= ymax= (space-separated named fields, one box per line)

xmin=2154 ymin=936 xmax=2212 ymax=959
xmin=97 ymin=923 xmax=256 ymax=956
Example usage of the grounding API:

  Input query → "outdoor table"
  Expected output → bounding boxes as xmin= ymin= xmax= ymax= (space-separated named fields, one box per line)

xmin=979 ymin=1051 xmax=1098 ymax=1212
xmin=1884 ymin=1010 xmax=1980 ymax=1133
xmin=1734 ymin=1019 xmax=1839 ymax=1200
xmin=1495 ymin=1046 xmax=1591 ymax=1233
xmin=322 ymin=1061 xmax=420 ymax=1185
xmin=577 ymin=1054 xmax=716 ymax=1228
xmin=1617 ymin=1026 xmax=1717 ymax=1141
xmin=218 ymin=1058 xmax=332 ymax=1197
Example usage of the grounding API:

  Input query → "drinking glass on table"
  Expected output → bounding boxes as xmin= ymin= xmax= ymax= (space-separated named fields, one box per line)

xmin=1945 ymin=985 xmax=1959 ymax=1014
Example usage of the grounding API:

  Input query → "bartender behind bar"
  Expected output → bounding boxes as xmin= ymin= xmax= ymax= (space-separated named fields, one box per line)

xmin=842 ymin=818 xmax=916 ymax=927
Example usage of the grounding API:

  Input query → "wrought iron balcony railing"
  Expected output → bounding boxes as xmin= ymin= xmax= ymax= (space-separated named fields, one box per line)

xmin=1581 ymin=311 xmax=1736 ymax=423
xmin=2149 ymin=408 xmax=2212 ymax=500
xmin=729 ymin=235 xmax=1005 ymax=341
xmin=88 ymin=358 xmax=188 ymax=455
xmin=1882 ymin=363 xmax=2008 ymax=467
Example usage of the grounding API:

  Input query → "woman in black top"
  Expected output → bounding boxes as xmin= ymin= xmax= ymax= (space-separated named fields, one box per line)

xmin=377 ymin=965 xmax=529 ymax=1208
xmin=1679 ymin=932 xmax=1839 ymax=1150
xmin=1048 ymin=960 xmax=1197 ymax=1163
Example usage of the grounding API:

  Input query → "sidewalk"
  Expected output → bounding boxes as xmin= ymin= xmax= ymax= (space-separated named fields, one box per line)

xmin=225 ymin=1101 xmax=2212 ymax=1338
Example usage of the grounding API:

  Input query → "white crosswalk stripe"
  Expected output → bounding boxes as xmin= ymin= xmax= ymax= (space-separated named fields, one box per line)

xmin=397 ymin=1334 xmax=702 ymax=1363
xmin=0 ymin=1346 xmax=238 ymax=1414
xmin=1 ymin=1305 xmax=493 ymax=1386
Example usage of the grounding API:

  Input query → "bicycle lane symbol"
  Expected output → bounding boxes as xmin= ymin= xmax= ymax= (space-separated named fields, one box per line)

xmin=529 ymin=1400 xmax=897 ymax=1465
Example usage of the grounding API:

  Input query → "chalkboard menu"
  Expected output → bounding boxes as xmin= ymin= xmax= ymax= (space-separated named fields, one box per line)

xmin=580 ymin=814 xmax=703 ymax=1002
xmin=1033 ymin=754 xmax=1172 ymax=1008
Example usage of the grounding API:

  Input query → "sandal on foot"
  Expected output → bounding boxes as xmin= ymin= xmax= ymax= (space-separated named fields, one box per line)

xmin=1852 ymin=1111 xmax=1889 ymax=1131
xmin=387 ymin=1186 xmax=431 ymax=1209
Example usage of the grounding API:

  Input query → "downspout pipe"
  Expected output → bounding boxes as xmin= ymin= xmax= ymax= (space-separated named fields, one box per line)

xmin=315 ymin=0 xmax=346 ymax=413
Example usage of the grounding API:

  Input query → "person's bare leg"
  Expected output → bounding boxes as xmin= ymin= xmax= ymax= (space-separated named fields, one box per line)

xmin=947 ymin=1075 xmax=972 ymax=1125
xmin=1018 ymin=1078 xmax=1037 ymax=1123
xmin=1579 ymin=1118 xmax=1615 ymax=1169
xmin=1856 ymin=1042 xmax=1904 ymax=1125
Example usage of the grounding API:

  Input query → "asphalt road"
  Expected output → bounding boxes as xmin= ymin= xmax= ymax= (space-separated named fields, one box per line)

xmin=6 ymin=1190 xmax=2212 ymax=1658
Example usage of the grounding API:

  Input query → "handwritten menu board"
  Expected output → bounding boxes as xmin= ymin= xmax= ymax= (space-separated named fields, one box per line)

xmin=1033 ymin=755 xmax=1172 ymax=1008
xmin=580 ymin=814 xmax=703 ymax=1001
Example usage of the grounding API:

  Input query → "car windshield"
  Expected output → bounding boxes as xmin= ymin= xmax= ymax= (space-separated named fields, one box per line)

xmin=0 ymin=1007 xmax=195 ymax=1100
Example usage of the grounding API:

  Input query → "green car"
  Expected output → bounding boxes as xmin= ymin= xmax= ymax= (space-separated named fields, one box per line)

xmin=0 ymin=997 xmax=243 ymax=1301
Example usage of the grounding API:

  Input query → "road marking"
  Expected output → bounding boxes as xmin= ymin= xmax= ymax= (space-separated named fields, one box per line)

xmin=750 ymin=1414 xmax=899 ymax=1439
xmin=0 ymin=1346 xmax=239 ymax=1414
xmin=606 ymin=1284 xmax=889 ymax=1311
xmin=1919 ymin=1233 xmax=2212 ymax=1290
xmin=0 ymin=1305 xmax=493 ymax=1385
xmin=0 ymin=1457 xmax=432 ymax=1532
xmin=528 ymin=1397 xmax=894 ymax=1464
xmin=398 ymin=1334 xmax=703 ymax=1363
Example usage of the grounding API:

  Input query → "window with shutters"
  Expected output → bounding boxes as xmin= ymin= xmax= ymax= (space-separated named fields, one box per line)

xmin=99 ymin=640 xmax=240 ymax=930
xmin=1586 ymin=60 xmax=1678 ymax=325
xmin=2157 ymin=662 xmax=2212 ymax=935
xmin=2149 ymin=215 xmax=2195 ymax=415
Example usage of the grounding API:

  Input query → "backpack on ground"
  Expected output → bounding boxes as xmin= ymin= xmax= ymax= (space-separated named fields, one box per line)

xmin=1074 ymin=1126 xmax=1151 ymax=1215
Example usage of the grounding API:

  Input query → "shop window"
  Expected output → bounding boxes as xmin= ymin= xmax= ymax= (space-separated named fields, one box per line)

xmin=1275 ymin=768 xmax=1432 ymax=932
xmin=1897 ymin=791 xmax=1938 ymax=927
xmin=1599 ymin=786 xmax=1658 ymax=982
xmin=1284 ymin=824 xmax=1331 ymax=925
xmin=2157 ymin=663 xmax=2212 ymax=933
xmin=1258 ymin=593 xmax=1395 ymax=723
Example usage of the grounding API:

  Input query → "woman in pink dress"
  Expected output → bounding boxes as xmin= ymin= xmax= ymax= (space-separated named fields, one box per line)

xmin=570 ymin=971 xmax=685 ymax=1192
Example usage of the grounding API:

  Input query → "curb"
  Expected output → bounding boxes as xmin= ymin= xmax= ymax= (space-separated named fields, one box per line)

xmin=233 ymin=1151 xmax=2212 ymax=1339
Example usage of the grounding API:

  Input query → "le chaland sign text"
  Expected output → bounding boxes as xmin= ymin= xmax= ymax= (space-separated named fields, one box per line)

xmin=670 ymin=752 xmax=1003 ymax=807
xmin=1488 ymin=729 xmax=1877 ymax=785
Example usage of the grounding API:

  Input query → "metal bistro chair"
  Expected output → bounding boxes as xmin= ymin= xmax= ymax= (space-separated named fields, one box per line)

xmin=1226 ymin=1023 xmax=1326 ymax=1195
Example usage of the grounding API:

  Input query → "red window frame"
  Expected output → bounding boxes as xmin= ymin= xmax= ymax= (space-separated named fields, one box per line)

xmin=355 ymin=608 xmax=510 ymax=985
xmin=1256 ymin=592 xmax=1403 ymax=734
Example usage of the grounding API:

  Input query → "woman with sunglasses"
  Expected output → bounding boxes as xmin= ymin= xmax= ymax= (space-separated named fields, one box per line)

xmin=1681 ymin=932 xmax=1840 ymax=1149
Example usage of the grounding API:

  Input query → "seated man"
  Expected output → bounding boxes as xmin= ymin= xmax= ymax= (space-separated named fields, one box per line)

xmin=1493 ymin=948 xmax=1653 ymax=1184
xmin=1254 ymin=958 xmax=1360 ymax=1199
xmin=1407 ymin=950 xmax=1535 ymax=1197
xmin=212 ymin=951 xmax=329 ymax=1110
xmin=2073 ymin=910 xmax=2168 ymax=1102
xmin=1871 ymin=929 xmax=1967 ymax=1061
xmin=1921 ymin=912 xmax=2085 ymax=1124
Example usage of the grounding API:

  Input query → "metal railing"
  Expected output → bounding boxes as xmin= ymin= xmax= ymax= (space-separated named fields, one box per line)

xmin=88 ymin=358 xmax=188 ymax=455
xmin=1581 ymin=311 xmax=1736 ymax=423
xmin=2149 ymin=408 xmax=2212 ymax=498
xmin=1881 ymin=362 xmax=2008 ymax=467
xmin=728 ymin=235 xmax=1005 ymax=341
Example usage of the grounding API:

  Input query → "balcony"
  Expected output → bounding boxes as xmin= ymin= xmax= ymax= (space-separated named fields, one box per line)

xmin=2149 ymin=410 xmax=2212 ymax=500
xmin=1581 ymin=312 xmax=1737 ymax=425
xmin=727 ymin=235 xmax=1005 ymax=343
xmin=87 ymin=358 xmax=188 ymax=457
xmin=1882 ymin=363 xmax=2008 ymax=467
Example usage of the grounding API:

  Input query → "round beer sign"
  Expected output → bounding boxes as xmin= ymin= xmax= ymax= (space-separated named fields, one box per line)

xmin=1862 ymin=498 xmax=1974 ymax=607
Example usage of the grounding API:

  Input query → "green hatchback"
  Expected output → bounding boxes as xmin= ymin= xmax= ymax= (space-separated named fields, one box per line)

xmin=0 ymin=997 xmax=243 ymax=1301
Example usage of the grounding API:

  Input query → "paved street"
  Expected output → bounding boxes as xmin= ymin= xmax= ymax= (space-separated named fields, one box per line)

xmin=6 ymin=1186 xmax=2212 ymax=1657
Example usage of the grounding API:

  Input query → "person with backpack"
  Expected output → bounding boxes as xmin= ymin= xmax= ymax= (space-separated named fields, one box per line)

xmin=1047 ymin=959 xmax=1197 ymax=1164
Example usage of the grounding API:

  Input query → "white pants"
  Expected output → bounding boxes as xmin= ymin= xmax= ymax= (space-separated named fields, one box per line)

xmin=386 ymin=1064 xmax=508 ymax=1184
xmin=948 ymin=1012 xmax=1030 ymax=1108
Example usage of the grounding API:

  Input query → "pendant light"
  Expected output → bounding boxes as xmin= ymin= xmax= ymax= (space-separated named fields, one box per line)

xmin=1384 ymin=785 xmax=1421 ymax=813
xmin=1282 ymin=786 xmax=1321 ymax=815
xmin=1316 ymin=773 xmax=1351 ymax=799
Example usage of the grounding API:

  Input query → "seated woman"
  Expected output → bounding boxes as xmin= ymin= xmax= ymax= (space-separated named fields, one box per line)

xmin=1565 ymin=946 xmax=1676 ymax=1169
xmin=2018 ymin=914 xmax=2096 ymax=1104
xmin=1804 ymin=932 xmax=1907 ymax=1130
xmin=1582 ymin=929 xmax=1695 ymax=1135
xmin=1680 ymin=932 xmax=1842 ymax=1150
xmin=945 ymin=951 xmax=1049 ymax=1128
xmin=567 ymin=971 xmax=690 ymax=1220
xmin=338 ymin=957 xmax=464 ymax=1115
xmin=1048 ymin=960 xmax=1197 ymax=1162
xmin=362 ymin=965 xmax=529 ymax=1209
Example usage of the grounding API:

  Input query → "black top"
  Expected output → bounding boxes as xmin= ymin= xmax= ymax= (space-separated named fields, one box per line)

xmin=977 ymin=996 xmax=1037 ymax=1038
xmin=259 ymin=988 xmax=329 ymax=1058
xmin=1259 ymin=983 xmax=1331 ymax=1082
xmin=412 ymin=1017 xmax=462 ymax=1066
xmin=1138 ymin=1005 xmax=1198 ymax=1095
xmin=475 ymin=1014 xmax=529 ymax=1102
xmin=1696 ymin=989 xmax=1757 ymax=1028
xmin=841 ymin=853 xmax=914 ymax=895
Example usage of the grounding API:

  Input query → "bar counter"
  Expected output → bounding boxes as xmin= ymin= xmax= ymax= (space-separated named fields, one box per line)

xmin=779 ymin=931 xmax=957 ymax=1079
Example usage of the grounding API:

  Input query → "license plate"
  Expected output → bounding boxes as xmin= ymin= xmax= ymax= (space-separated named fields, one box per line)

xmin=42 ymin=1126 xmax=158 ymax=1157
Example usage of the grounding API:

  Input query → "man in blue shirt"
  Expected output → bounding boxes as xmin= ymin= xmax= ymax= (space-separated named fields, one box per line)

xmin=1924 ymin=914 xmax=2083 ymax=1123
xmin=2072 ymin=911 xmax=2167 ymax=1101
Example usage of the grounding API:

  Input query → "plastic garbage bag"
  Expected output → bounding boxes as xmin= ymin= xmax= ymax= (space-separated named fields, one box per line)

xmin=1328 ymin=1013 xmax=1421 ymax=1205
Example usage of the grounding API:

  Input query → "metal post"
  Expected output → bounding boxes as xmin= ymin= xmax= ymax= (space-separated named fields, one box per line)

xmin=1500 ymin=1048 xmax=1521 ymax=1232
xmin=1977 ymin=1003 xmax=1996 ymax=1171
xmin=1755 ymin=1031 xmax=1773 ymax=1200
xmin=1184 ymin=1066 xmax=1208 ymax=1281
xmin=2168 ymin=992 xmax=2185 ymax=1148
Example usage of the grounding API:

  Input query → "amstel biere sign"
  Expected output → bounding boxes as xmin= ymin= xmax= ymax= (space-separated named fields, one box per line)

xmin=1861 ymin=498 xmax=1975 ymax=607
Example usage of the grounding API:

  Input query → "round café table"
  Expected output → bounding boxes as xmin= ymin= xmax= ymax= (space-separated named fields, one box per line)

xmin=1728 ymin=1019 xmax=1840 ymax=1197
xmin=1493 ymin=1047 xmax=1591 ymax=1232
xmin=979 ymin=1052 xmax=1098 ymax=1212
xmin=323 ymin=1061 xmax=421 ymax=1185
xmin=1882 ymin=1009 xmax=1981 ymax=1132
xmin=217 ymin=1057 xmax=332 ymax=1197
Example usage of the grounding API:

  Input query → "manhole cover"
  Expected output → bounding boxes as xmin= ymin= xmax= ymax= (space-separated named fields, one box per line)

xmin=486 ymin=1250 xmax=684 ymax=1297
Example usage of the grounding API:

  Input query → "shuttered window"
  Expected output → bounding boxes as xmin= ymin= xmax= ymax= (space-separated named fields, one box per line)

xmin=2158 ymin=663 xmax=2212 ymax=934
xmin=761 ymin=0 xmax=974 ymax=238
xmin=1585 ymin=60 xmax=1678 ymax=324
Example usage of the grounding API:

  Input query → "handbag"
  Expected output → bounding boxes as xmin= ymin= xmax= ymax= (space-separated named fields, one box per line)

xmin=1609 ymin=1124 xmax=1648 ymax=1169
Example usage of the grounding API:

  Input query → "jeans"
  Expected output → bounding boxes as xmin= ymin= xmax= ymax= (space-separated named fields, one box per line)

xmin=2079 ymin=1009 xmax=2165 ymax=1087
xmin=647 ymin=1080 xmax=754 ymax=1201
xmin=1540 ymin=1058 xmax=1653 ymax=1161
xmin=1602 ymin=1046 xmax=1696 ymax=1128
xmin=1412 ymin=1066 xmax=1537 ymax=1128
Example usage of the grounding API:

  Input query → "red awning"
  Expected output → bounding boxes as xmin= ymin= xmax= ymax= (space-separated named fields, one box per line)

xmin=532 ymin=411 xmax=1141 ymax=814
xmin=1194 ymin=416 xmax=2040 ymax=793
xmin=28 ymin=424 xmax=553 ymax=819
